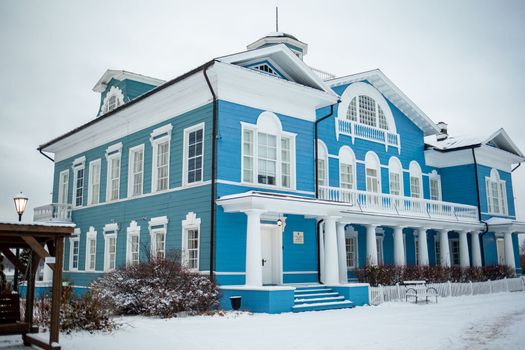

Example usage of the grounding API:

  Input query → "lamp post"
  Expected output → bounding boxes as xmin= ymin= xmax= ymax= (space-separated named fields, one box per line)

xmin=13 ymin=192 xmax=28 ymax=292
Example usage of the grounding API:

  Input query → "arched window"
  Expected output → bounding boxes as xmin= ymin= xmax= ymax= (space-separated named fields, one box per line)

xmin=339 ymin=146 xmax=355 ymax=190
xmin=486 ymin=168 xmax=508 ymax=215
xmin=317 ymin=140 xmax=328 ymax=187
xmin=365 ymin=152 xmax=381 ymax=194
xmin=347 ymin=95 xmax=389 ymax=130
xmin=409 ymin=161 xmax=423 ymax=198
xmin=429 ymin=170 xmax=442 ymax=201
xmin=101 ymin=86 xmax=124 ymax=115
xmin=241 ymin=111 xmax=296 ymax=189
xmin=388 ymin=157 xmax=403 ymax=196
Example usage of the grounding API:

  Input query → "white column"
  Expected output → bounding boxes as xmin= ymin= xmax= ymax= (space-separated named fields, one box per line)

xmin=336 ymin=223 xmax=348 ymax=284
xmin=417 ymin=228 xmax=429 ymax=266
xmin=459 ymin=230 xmax=470 ymax=268
xmin=245 ymin=209 xmax=265 ymax=287
xmin=504 ymin=231 xmax=516 ymax=270
xmin=439 ymin=229 xmax=451 ymax=267
xmin=470 ymin=231 xmax=482 ymax=267
xmin=319 ymin=222 xmax=326 ymax=284
xmin=324 ymin=216 xmax=340 ymax=285
xmin=365 ymin=224 xmax=378 ymax=266
xmin=393 ymin=226 xmax=405 ymax=266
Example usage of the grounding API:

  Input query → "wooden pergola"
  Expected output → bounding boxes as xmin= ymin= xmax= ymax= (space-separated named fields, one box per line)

xmin=0 ymin=222 xmax=74 ymax=350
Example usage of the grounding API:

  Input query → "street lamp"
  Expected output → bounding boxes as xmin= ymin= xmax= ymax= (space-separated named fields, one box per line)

xmin=13 ymin=192 xmax=28 ymax=222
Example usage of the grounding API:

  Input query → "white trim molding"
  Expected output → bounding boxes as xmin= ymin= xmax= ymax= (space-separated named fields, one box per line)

xmin=182 ymin=122 xmax=205 ymax=187
xmin=103 ymin=223 xmax=118 ymax=272
xmin=128 ymin=144 xmax=145 ymax=198
xmin=151 ymin=124 xmax=172 ymax=193
xmin=126 ymin=220 xmax=141 ymax=266
xmin=181 ymin=212 xmax=201 ymax=271
xmin=69 ymin=228 xmax=80 ymax=271
xmin=149 ymin=216 xmax=168 ymax=259
xmin=85 ymin=226 xmax=97 ymax=271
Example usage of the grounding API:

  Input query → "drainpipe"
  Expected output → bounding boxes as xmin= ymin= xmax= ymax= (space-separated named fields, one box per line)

xmin=203 ymin=62 xmax=218 ymax=281
xmin=471 ymin=147 xmax=489 ymax=265
xmin=314 ymin=103 xmax=338 ymax=198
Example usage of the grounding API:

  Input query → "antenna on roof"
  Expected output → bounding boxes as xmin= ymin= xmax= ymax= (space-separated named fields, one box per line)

xmin=275 ymin=6 xmax=279 ymax=32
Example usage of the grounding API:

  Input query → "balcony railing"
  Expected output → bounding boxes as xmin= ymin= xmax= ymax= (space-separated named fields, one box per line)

xmin=33 ymin=203 xmax=72 ymax=223
xmin=337 ymin=119 xmax=400 ymax=151
xmin=319 ymin=186 xmax=479 ymax=222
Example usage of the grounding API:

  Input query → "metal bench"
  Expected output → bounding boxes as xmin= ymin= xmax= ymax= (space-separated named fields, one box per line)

xmin=403 ymin=280 xmax=438 ymax=304
xmin=0 ymin=293 xmax=29 ymax=336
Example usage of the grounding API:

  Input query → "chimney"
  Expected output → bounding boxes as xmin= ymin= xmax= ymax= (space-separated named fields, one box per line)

xmin=436 ymin=121 xmax=448 ymax=141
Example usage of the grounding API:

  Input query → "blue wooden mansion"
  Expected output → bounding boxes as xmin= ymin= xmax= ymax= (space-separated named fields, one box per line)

xmin=35 ymin=32 xmax=524 ymax=313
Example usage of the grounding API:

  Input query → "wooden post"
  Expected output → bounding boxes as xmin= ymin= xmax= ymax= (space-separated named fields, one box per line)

xmin=50 ymin=237 xmax=64 ymax=345
xmin=24 ymin=251 xmax=40 ymax=327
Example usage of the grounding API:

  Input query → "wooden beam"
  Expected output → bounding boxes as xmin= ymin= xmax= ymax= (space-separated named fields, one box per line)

xmin=0 ymin=248 xmax=27 ymax=272
xmin=50 ymin=237 xmax=64 ymax=345
xmin=23 ymin=333 xmax=61 ymax=350
xmin=21 ymin=236 xmax=55 ymax=271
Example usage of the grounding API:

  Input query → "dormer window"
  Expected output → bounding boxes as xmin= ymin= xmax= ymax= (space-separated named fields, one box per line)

xmin=347 ymin=95 xmax=389 ymax=130
xmin=100 ymin=86 xmax=125 ymax=116
xmin=106 ymin=95 xmax=119 ymax=113
xmin=251 ymin=63 xmax=279 ymax=77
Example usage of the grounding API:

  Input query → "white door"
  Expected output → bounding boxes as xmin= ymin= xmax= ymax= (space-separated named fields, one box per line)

xmin=261 ymin=225 xmax=282 ymax=285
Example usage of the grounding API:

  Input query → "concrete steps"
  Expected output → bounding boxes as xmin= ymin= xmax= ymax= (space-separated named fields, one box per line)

xmin=292 ymin=286 xmax=354 ymax=312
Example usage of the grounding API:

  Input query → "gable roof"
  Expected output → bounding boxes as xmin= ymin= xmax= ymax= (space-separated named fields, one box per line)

xmin=328 ymin=69 xmax=440 ymax=136
xmin=425 ymin=128 xmax=524 ymax=158
xmin=92 ymin=69 xmax=165 ymax=93
xmin=216 ymin=44 xmax=338 ymax=98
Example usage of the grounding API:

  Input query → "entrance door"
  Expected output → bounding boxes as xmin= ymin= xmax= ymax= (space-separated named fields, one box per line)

xmin=261 ymin=225 xmax=282 ymax=285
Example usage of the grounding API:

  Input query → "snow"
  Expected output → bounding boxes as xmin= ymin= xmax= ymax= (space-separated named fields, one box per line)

xmin=1 ymin=292 xmax=525 ymax=350
xmin=424 ymin=134 xmax=483 ymax=150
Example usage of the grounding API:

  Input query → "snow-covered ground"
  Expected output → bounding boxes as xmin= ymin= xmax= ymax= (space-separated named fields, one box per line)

xmin=1 ymin=292 xmax=524 ymax=350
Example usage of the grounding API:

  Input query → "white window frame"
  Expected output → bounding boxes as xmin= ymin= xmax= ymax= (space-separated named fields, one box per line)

xmin=128 ymin=144 xmax=145 ymax=197
xmin=345 ymin=226 xmax=359 ymax=269
xmin=85 ymin=226 xmax=97 ymax=271
xmin=72 ymin=157 xmax=85 ymax=208
xmin=317 ymin=140 xmax=329 ymax=188
xmin=126 ymin=220 xmax=141 ymax=266
xmin=409 ymin=161 xmax=423 ymax=199
xmin=103 ymin=223 xmax=118 ymax=272
xmin=429 ymin=170 xmax=442 ymax=201
xmin=105 ymin=143 xmax=122 ymax=202
xmin=376 ymin=234 xmax=384 ymax=265
xmin=101 ymin=86 xmax=125 ymax=115
xmin=450 ymin=238 xmax=460 ymax=266
xmin=365 ymin=151 xmax=381 ymax=194
xmin=88 ymin=159 xmax=101 ymax=205
xmin=150 ymin=124 xmax=172 ymax=193
xmin=69 ymin=229 xmax=80 ymax=271
xmin=181 ymin=212 xmax=201 ymax=271
xmin=58 ymin=170 xmax=69 ymax=205
xmin=149 ymin=216 xmax=168 ymax=260
xmin=241 ymin=112 xmax=296 ymax=190
xmin=486 ymin=168 xmax=508 ymax=216
xmin=339 ymin=146 xmax=356 ymax=190
xmin=388 ymin=157 xmax=404 ymax=197
xmin=496 ymin=237 xmax=506 ymax=265
xmin=182 ymin=123 xmax=205 ymax=187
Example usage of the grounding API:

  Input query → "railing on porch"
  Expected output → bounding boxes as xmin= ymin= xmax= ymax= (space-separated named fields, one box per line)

xmin=369 ymin=277 xmax=525 ymax=305
xmin=337 ymin=119 xmax=400 ymax=150
xmin=318 ymin=186 xmax=479 ymax=222
xmin=33 ymin=203 xmax=72 ymax=223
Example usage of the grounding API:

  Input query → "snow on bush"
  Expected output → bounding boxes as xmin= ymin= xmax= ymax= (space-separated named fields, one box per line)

xmin=91 ymin=254 xmax=219 ymax=318
xmin=356 ymin=265 xmax=515 ymax=286
xmin=32 ymin=286 xmax=116 ymax=334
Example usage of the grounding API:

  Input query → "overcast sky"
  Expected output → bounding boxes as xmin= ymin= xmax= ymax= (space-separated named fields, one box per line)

xmin=1 ymin=0 xmax=524 ymax=231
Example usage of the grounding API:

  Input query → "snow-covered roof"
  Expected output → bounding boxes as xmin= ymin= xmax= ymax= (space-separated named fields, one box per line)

xmin=93 ymin=69 xmax=166 ymax=93
xmin=328 ymin=70 xmax=441 ymax=136
xmin=425 ymin=128 xmax=524 ymax=158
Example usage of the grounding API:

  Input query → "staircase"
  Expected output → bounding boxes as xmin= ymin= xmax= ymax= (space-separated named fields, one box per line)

xmin=293 ymin=286 xmax=354 ymax=312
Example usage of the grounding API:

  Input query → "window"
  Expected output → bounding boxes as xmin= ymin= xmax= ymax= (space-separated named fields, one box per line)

xmin=409 ymin=161 xmax=423 ymax=199
xmin=450 ymin=239 xmax=460 ymax=266
xmin=345 ymin=230 xmax=358 ymax=269
xmin=496 ymin=238 xmax=505 ymax=265
xmin=486 ymin=169 xmax=508 ymax=216
xmin=435 ymin=238 xmax=441 ymax=266
xmin=376 ymin=236 xmax=384 ymax=265
xmin=72 ymin=157 xmax=85 ymax=207
xmin=241 ymin=112 xmax=296 ymax=189
xmin=182 ymin=212 xmax=201 ymax=270
xmin=414 ymin=238 xmax=419 ymax=265
xmin=126 ymin=221 xmax=140 ymax=266
xmin=149 ymin=216 xmax=168 ymax=260
xmin=365 ymin=152 xmax=381 ymax=194
xmin=346 ymin=95 xmax=389 ymax=130
xmin=183 ymin=124 xmax=204 ymax=185
xmin=69 ymin=231 xmax=80 ymax=271
xmin=88 ymin=160 xmax=101 ymax=205
xmin=317 ymin=141 xmax=328 ymax=187
xmin=429 ymin=171 xmax=441 ymax=201
xmin=103 ymin=223 xmax=118 ymax=272
xmin=339 ymin=147 xmax=355 ymax=190
xmin=58 ymin=170 xmax=69 ymax=204
xmin=388 ymin=157 xmax=403 ymax=197
xmin=151 ymin=124 xmax=172 ymax=193
xmin=85 ymin=227 xmax=97 ymax=271
xmin=101 ymin=86 xmax=124 ymax=114
xmin=250 ymin=63 xmax=279 ymax=77
xmin=128 ymin=145 xmax=144 ymax=197
xmin=106 ymin=143 xmax=122 ymax=202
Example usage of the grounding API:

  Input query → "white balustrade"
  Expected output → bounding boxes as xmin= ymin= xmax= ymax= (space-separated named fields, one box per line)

xmin=337 ymin=119 xmax=400 ymax=149
xmin=318 ymin=185 xmax=478 ymax=222
xmin=33 ymin=203 xmax=72 ymax=223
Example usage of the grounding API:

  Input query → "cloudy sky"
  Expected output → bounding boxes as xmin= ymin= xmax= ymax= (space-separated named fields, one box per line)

xmin=1 ymin=0 xmax=524 ymax=227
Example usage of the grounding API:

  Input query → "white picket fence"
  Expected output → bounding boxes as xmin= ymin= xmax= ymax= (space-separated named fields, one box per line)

xmin=369 ymin=277 xmax=525 ymax=305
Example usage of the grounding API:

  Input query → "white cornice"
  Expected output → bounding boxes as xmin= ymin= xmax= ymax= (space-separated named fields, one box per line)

xmin=93 ymin=69 xmax=165 ymax=93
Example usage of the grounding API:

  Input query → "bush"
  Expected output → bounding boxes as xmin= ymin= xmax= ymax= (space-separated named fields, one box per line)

xmin=91 ymin=254 xmax=219 ymax=318
xmin=33 ymin=286 xmax=116 ymax=334
xmin=355 ymin=265 xmax=515 ymax=286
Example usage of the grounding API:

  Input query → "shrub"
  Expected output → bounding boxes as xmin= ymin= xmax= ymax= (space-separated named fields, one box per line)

xmin=33 ymin=286 xmax=116 ymax=334
xmin=355 ymin=264 xmax=515 ymax=286
xmin=91 ymin=253 xmax=219 ymax=318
